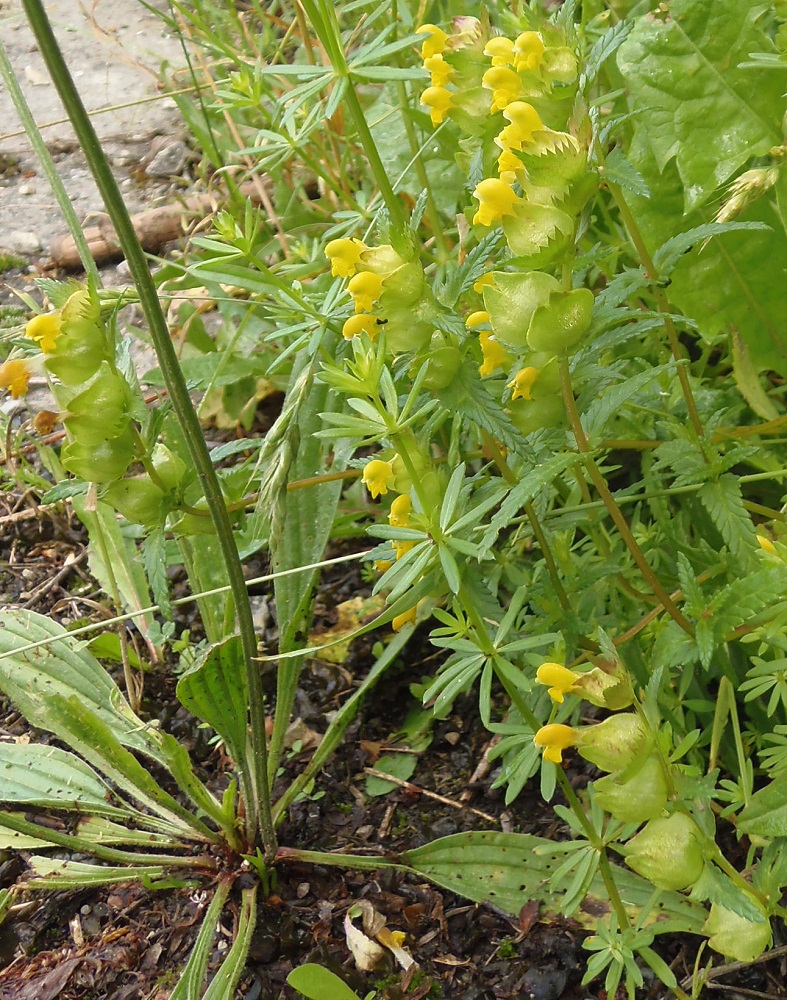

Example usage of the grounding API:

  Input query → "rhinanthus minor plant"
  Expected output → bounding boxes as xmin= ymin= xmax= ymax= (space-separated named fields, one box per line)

xmin=2 ymin=0 xmax=787 ymax=997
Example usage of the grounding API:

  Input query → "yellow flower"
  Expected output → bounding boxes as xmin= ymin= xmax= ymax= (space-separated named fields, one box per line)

xmin=483 ymin=36 xmax=515 ymax=67
xmin=424 ymin=53 xmax=454 ymax=88
xmin=418 ymin=23 xmax=447 ymax=60
xmin=500 ymin=101 xmax=544 ymax=149
xmin=497 ymin=146 xmax=522 ymax=183
xmin=0 ymin=359 xmax=33 ymax=398
xmin=508 ymin=366 xmax=540 ymax=401
xmin=472 ymin=273 xmax=496 ymax=294
xmin=342 ymin=313 xmax=378 ymax=340
xmin=389 ymin=493 xmax=412 ymax=527
xmin=482 ymin=66 xmax=523 ymax=112
xmin=757 ymin=534 xmax=778 ymax=555
xmin=362 ymin=459 xmax=394 ymax=498
xmin=348 ymin=271 xmax=384 ymax=313
xmin=534 ymin=723 xmax=577 ymax=763
xmin=479 ymin=331 xmax=511 ymax=376
xmin=393 ymin=539 xmax=416 ymax=560
xmin=393 ymin=606 xmax=417 ymax=631
xmin=325 ymin=238 xmax=368 ymax=278
xmin=513 ymin=31 xmax=545 ymax=73
xmin=472 ymin=178 xmax=520 ymax=227
xmin=536 ymin=662 xmax=580 ymax=704
xmin=25 ymin=312 xmax=62 ymax=354
xmin=374 ymin=559 xmax=394 ymax=574
xmin=466 ymin=310 xmax=490 ymax=329
xmin=421 ymin=85 xmax=453 ymax=126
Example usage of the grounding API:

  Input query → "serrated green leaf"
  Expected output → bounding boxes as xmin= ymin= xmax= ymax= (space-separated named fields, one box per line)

xmin=582 ymin=362 xmax=673 ymax=445
xmin=144 ymin=528 xmax=173 ymax=621
xmin=435 ymin=365 xmax=522 ymax=454
xmin=698 ymin=475 xmax=757 ymax=568
xmin=738 ymin=775 xmax=787 ymax=838
xmin=653 ymin=221 xmax=771 ymax=277
xmin=603 ymin=146 xmax=649 ymax=197
xmin=617 ymin=0 xmax=783 ymax=211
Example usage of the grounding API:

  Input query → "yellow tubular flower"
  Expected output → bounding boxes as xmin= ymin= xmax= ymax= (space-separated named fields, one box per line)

xmin=508 ymin=366 xmax=540 ymax=401
xmin=534 ymin=723 xmax=577 ymax=763
xmin=479 ymin=331 xmax=511 ymax=376
xmin=348 ymin=271 xmax=384 ymax=313
xmin=483 ymin=36 xmax=515 ymax=67
xmin=389 ymin=493 xmax=412 ymax=527
xmin=757 ymin=534 xmax=778 ymax=555
xmin=472 ymin=178 xmax=520 ymax=227
xmin=500 ymin=101 xmax=544 ymax=149
xmin=25 ymin=312 xmax=62 ymax=354
xmin=342 ymin=313 xmax=378 ymax=341
xmin=482 ymin=67 xmax=523 ymax=112
xmin=466 ymin=310 xmax=490 ymax=329
xmin=497 ymin=146 xmax=522 ymax=183
xmin=0 ymin=359 xmax=33 ymax=398
xmin=393 ymin=606 xmax=417 ymax=631
xmin=473 ymin=273 xmax=496 ymax=294
xmin=536 ymin=662 xmax=581 ymax=704
xmin=393 ymin=539 xmax=416 ymax=560
xmin=424 ymin=53 xmax=454 ymax=88
xmin=514 ymin=31 xmax=545 ymax=73
xmin=421 ymin=86 xmax=453 ymax=126
xmin=325 ymin=237 xmax=368 ymax=278
xmin=418 ymin=23 xmax=447 ymax=59
xmin=374 ymin=559 xmax=394 ymax=574
xmin=363 ymin=459 xmax=395 ymax=498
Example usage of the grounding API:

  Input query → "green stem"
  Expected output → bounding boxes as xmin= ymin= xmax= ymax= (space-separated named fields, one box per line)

xmin=557 ymin=355 xmax=695 ymax=637
xmin=607 ymin=182 xmax=705 ymax=443
xmin=276 ymin=845 xmax=405 ymax=871
xmin=21 ymin=0 xmax=276 ymax=857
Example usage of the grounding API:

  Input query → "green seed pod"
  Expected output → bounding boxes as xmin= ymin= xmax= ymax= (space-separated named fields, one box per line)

xmin=62 ymin=364 xmax=132 ymax=445
xmin=623 ymin=813 xmax=704 ymax=891
xmin=415 ymin=333 xmax=463 ymax=390
xmin=151 ymin=443 xmax=188 ymax=491
xmin=576 ymin=713 xmax=650 ymax=773
xmin=593 ymin=754 xmax=668 ymax=824
xmin=703 ymin=902 xmax=772 ymax=963
xmin=103 ymin=477 xmax=166 ymax=526
xmin=526 ymin=287 xmax=594 ymax=353
xmin=507 ymin=393 xmax=564 ymax=435
xmin=483 ymin=271 xmax=559 ymax=348
xmin=45 ymin=319 xmax=106 ymax=385
xmin=379 ymin=262 xmax=425 ymax=309
xmin=61 ymin=430 xmax=135 ymax=483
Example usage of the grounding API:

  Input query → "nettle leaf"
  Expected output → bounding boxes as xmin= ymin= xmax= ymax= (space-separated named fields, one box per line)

xmin=697 ymin=474 xmax=757 ymax=569
xmin=617 ymin=0 xmax=783 ymax=212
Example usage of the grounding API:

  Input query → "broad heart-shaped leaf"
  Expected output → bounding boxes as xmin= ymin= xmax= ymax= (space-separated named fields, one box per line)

xmin=177 ymin=635 xmax=248 ymax=771
xmin=617 ymin=0 xmax=783 ymax=212
xmin=624 ymin=135 xmax=787 ymax=374
xmin=403 ymin=831 xmax=706 ymax=935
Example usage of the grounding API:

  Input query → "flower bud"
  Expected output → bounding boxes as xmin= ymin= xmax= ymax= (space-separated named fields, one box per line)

xmin=575 ymin=713 xmax=649 ymax=772
xmin=623 ymin=813 xmax=704 ymax=891
xmin=593 ymin=755 xmax=668 ymax=824
xmin=703 ymin=902 xmax=772 ymax=962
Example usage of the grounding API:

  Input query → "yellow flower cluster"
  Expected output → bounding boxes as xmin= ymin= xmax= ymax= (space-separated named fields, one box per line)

xmin=418 ymin=25 xmax=454 ymax=126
